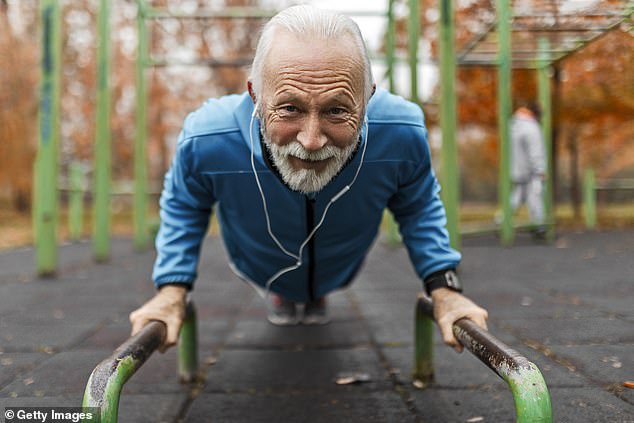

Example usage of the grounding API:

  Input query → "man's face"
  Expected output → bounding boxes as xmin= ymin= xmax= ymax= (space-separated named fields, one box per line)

xmin=257 ymin=32 xmax=366 ymax=194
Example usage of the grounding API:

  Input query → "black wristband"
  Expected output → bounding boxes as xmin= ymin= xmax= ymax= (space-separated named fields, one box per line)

xmin=424 ymin=269 xmax=462 ymax=295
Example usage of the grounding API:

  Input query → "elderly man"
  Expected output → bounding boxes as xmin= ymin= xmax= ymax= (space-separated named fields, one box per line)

xmin=130 ymin=5 xmax=488 ymax=353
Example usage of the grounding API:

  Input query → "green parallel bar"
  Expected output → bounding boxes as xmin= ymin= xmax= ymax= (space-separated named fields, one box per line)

xmin=83 ymin=321 xmax=166 ymax=423
xmin=83 ymin=303 xmax=199 ymax=422
xmin=94 ymin=0 xmax=112 ymax=262
xmin=538 ymin=38 xmax=555 ymax=241
xmin=439 ymin=0 xmax=460 ymax=249
xmin=68 ymin=162 xmax=83 ymax=241
xmin=408 ymin=0 xmax=419 ymax=103
xmin=134 ymin=0 xmax=149 ymax=250
xmin=413 ymin=294 xmax=434 ymax=386
xmin=583 ymin=168 xmax=596 ymax=229
xmin=386 ymin=0 xmax=396 ymax=93
xmin=505 ymin=363 xmax=553 ymax=423
xmin=178 ymin=302 xmax=199 ymax=383
xmin=34 ymin=0 xmax=62 ymax=276
xmin=496 ymin=0 xmax=513 ymax=245
xmin=416 ymin=296 xmax=552 ymax=421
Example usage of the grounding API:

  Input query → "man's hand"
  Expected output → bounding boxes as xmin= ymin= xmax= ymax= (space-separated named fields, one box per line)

xmin=129 ymin=285 xmax=188 ymax=352
xmin=431 ymin=288 xmax=488 ymax=353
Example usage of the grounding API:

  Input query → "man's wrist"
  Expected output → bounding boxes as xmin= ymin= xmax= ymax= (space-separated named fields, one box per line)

xmin=424 ymin=269 xmax=462 ymax=296
xmin=158 ymin=284 xmax=188 ymax=300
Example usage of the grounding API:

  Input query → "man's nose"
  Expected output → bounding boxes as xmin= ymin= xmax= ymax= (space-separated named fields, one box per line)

xmin=297 ymin=114 xmax=327 ymax=151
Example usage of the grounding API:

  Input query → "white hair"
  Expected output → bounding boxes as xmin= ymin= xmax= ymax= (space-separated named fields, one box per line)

xmin=250 ymin=5 xmax=374 ymax=110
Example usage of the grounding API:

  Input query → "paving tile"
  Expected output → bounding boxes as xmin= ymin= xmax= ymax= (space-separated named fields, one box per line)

xmin=548 ymin=387 xmax=634 ymax=422
xmin=0 ymin=321 xmax=100 ymax=352
xmin=202 ymin=348 xmax=390 ymax=393
xmin=0 ymin=351 xmax=110 ymax=398
xmin=185 ymin=391 xmax=416 ymax=423
xmin=546 ymin=344 xmax=634 ymax=388
xmin=0 ymin=353 xmax=48 ymax=389
xmin=226 ymin=320 xmax=371 ymax=349
xmin=497 ymin=317 xmax=634 ymax=346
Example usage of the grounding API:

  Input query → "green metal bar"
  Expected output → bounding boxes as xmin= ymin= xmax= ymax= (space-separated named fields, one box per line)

xmin=34 ymin=0 xmax=62 ymax=276
xmin=94 ymin=0 xmax=112 ymax=262
xmin=415 ymin=296 xmax=553 ymax=422
xmin=439 ymin=0 xmax=460 ymax=250
xmin=386 ymin=0 xmax=396 ymax=93
xmin=68 ymin=163 xmax=84 ymax=241
xmin=413 ymin=294 xmax=434 ymax=386
xmin=83 ymin=321 xmax=166 ymax=423
xmin=496 ymin=0 xmax=513 ymax=245
xmin=408 ymin=0 xmax=419 ymax=103
xmin=178 ymin=302 xmax=199 ymax=383
xmin=83 ymin=302 xmax=199 ymax=422
xmin=583 ymin=168 xmax=596 ymax=229
xmin=538 ymin=38 xmax=555 ymax=241
xmin=135 ymin=0 xmax=149 ymax=250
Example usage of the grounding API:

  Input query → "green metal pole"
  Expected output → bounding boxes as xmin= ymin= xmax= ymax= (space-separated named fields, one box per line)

xmin=496 ymin=0 xmax=513 ymax=245
xmin=178 ymin=302 xmax=199 ymax=383
xmin=69 ymin=162 xmax=84 ymax=241
xmin=34 ymin=0 xmax=62 ymax=276
xmin=135 ymin=0 xmax=149 ymax=250
xmin=439 ymin=0 xmax=460 ymax=249
xmin=94 ymin=0 xmax=111 ymax=262
xmin=386 ymin=0 xmax=396 ymax=93
xmin=413 ymin=296 xmax=434 ymax=386
xmin=408 ymin=0 xmax=419 ymax=103
xmin=538 ymin=38 xmax=554 ymax=241
xmin=583 ymin=168 xmax=596 ymax=229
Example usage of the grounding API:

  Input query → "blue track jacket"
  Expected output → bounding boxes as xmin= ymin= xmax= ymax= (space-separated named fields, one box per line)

xmin=153 ymin=89 xmax=460 ymax=302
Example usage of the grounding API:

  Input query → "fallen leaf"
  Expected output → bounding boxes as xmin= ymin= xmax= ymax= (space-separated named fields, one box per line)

xmin=412 ymin=379 xmax=427 ymax=389
xmin=205 ymin=356 xmax=217 ymax=366
xmin=623 ymin=381 xmax=634 ymax=389
xmin=466 ymin=417 xmax=484 ymax=423
xmin=335 ymin=372 xmax=371 ymax=385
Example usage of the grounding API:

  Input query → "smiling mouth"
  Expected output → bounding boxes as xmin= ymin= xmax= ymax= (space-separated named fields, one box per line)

xmin=289 ymin=156 xmax=331 ymax=170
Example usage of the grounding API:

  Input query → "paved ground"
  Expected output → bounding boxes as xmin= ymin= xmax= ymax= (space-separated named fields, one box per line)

xmin=0 ymin=230 xmax=633 ymax=422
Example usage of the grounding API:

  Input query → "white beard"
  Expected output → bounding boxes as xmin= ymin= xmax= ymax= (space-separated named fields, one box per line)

xmin=263 ymin=133 xmax=358 ymax=194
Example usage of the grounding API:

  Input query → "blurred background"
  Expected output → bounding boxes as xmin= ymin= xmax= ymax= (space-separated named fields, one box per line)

xmin=1 ymin=0 xmax=633 ymax=250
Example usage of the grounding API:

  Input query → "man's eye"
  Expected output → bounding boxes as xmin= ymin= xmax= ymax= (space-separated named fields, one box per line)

xmin=283 ymin=105 xmax=298 ymax=113
xmin=329 ymin=107 xmax=345 ymax=115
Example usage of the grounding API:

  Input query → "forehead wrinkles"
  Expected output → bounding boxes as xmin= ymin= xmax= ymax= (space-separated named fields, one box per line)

xmin=271 ymin=69 xmax=359 ymax=105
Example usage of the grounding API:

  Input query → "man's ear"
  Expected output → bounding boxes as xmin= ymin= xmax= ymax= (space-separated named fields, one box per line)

xmin=247 ymin=81 xmax=257 ymax=105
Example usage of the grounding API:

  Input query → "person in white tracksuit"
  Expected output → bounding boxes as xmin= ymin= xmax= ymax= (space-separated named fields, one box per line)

xmin=510 ymin=102 xmax=546 ymax=234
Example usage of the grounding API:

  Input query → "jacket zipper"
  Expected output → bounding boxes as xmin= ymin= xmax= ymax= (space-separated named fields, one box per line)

xmin=305 ymin=196 xmax=316 ymax=302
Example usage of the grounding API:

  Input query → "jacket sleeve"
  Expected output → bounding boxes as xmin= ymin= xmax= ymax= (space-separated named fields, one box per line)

xmin=152 ymin=132 xmax=214 ymax=289
xmin=387 ymin=126 xmax=461 ymax=281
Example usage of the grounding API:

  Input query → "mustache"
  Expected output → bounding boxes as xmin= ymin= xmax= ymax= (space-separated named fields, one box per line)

xmin=275 ymin=142 xmax=343 ymax=161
